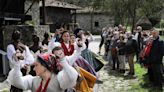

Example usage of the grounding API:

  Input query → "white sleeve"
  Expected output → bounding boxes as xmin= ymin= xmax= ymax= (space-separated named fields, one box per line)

xmin=57 ymin=61 xmax=78 ymax=89
xmin=7 ymin=45 xmax=16 ymax=64
xmin=8 ymin=61 xmax=34 ymax=90
xmin=24 ymin=46 xmax=35 ymax=65
xmin=87 ymin=35 xmax=94 ymax=42
xmin=65 ymin=50 xmax=80 ymax=66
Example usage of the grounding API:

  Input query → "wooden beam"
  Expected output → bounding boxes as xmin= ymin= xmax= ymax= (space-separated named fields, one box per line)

xmin=42 ymin=0 xmax=46 ymax=24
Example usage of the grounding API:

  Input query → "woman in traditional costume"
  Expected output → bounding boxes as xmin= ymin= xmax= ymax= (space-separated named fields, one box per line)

xmin=7 ymin=47 xmax=78 ymax=92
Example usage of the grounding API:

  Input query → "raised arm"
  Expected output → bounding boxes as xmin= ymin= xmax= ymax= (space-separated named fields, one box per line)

xmin=7 ymin=57 xmax=34 ymax=90
xmin=24 ymin=46 xmax=35 ymax=65
xmin=57 ymin=61 xmax=78 ymax=89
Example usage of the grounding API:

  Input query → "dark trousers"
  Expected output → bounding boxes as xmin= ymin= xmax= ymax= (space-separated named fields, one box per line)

xmin=148 ymin=64 xmax=163 ymax=89
xmin=10 ymin=85 xmax=23 ymax=92
xmin=99 ymin=36 xmax=104 ymax=50
xmin=10 ymin=68 xmax=27 ymax=92
xmin=112 ymin=56 xmax=119 ymax=70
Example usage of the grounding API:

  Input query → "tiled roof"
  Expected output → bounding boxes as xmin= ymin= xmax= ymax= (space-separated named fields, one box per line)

xmin=39 ymin=0 xmax=81 ymax=9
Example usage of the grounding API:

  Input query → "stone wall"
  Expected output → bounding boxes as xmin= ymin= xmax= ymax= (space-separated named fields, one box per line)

xmin=25 ymin=0 xmax=40 ymax=30
xmin=37 ymin=25 xmax=50 ymax=41
xmin=76 ymin=13 xmax=114 ymax=34
xmin=25 ymin=0 xmax=50 ymax=41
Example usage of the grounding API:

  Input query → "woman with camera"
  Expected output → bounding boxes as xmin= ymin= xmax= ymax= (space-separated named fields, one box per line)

xmin=7 ymin=30 xmax=35 ymax=92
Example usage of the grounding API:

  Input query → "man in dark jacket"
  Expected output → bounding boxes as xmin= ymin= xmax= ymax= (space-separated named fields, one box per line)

xmin=147 ymin=30 xmax=164 ymax=91
xmin=125 ymin=32 xmax=138 ymax=75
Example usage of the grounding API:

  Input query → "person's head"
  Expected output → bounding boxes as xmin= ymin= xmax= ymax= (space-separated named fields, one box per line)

xmin=12 ymin=30 xmax=21 ymax=43
xmin=52 ymin=46 xmax=65 ymax=60
xmin=126 ymin=32 xmax=132 ymax=39
xmin=34 ymin=54 xmax=59 ymax=76
xmin=74 ymin=23 xmax=80 ymax=29
xmin=77 ymin=30 xmax=84 ymax=39
xmin=118 ymin=24 xmax=123 ymax=31
xmin=70 ymin=34 xmax=76 ymax=44
xmin=44 ymin=32 xmax=49 ymax=39
xmin=113 ymin=31 xmax=119 ymax=39
xmin=55 ymin=29 xmax=61 ymax=36
xmin=61 ymin=31 xmax=70 ymax=43
xmin=119 ymin=34 xmax=125 ymax=41
xmin=32 ymin=35 xmax=40 ymax=44
xmin=136 ymin=26 xmax=142 ymax=32
xmin=150 ymin=29 xmax=159 ymax=40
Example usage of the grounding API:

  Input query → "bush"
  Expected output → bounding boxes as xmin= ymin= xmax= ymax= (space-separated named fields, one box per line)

xmin=155 ymin=20 xmax=164 ymax=28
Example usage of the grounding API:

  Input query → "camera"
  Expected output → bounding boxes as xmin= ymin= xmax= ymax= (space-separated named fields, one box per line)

xmin=15 ymin=51 xmax=24 ymax=60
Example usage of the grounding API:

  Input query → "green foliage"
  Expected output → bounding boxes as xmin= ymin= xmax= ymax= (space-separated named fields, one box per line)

xmin=155 ymin=20 xmax=164 ymax=28
xmin=65 ymin=0 xmax=163 ymax=28
xmin=25 ymin=20 xmax=35 ymax=27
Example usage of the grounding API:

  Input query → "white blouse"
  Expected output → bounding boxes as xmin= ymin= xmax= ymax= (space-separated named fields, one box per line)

xmin=7 ymin=44 xmax=35 ymax=68
xmin=7 ymin=58 xmax=78 ymax=92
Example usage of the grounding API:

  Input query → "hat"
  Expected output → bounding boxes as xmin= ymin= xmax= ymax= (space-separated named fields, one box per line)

xmin=37 ymin=54 xmax=55 ymax=71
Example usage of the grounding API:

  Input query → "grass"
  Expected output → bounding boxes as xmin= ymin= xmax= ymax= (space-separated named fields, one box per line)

xmin=128 ymin=64 xmax=149 ymax=92
xmin=129 ymin=63 xmax=164 ymax=92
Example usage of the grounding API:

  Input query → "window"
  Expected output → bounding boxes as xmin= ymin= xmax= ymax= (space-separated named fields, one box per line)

xmin=95 ymin=21 xmax=99 ymax=27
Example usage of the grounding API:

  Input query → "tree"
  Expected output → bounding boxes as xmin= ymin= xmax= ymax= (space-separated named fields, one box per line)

xmin=64 ymin=0 xmax=163 ymax=31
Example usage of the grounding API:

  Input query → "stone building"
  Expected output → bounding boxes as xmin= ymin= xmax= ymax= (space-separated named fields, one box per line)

xmin=40 ymin=0 xmax=81 ymax=32
xmin=76 ymin=8 xmax=114 ymax=34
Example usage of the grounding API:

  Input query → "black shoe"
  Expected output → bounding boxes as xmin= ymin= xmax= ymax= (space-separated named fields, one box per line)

xmin=96 ymin=79 xmax=103 ymax=84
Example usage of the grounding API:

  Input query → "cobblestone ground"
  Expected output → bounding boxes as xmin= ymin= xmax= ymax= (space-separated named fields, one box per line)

xmin=0 ymin=36 xmax=139 ymax=92
xmin=96 ymin=64 xmax=139 ymax=92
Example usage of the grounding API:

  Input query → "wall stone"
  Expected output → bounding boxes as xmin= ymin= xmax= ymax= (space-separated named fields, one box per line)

xmin=76 ymin=13 xmax=114 ymax=34
xmin=37 ymin=25 xmax=50 ymax=41
xmin=25 ymin=0 xmax=40 ymax=29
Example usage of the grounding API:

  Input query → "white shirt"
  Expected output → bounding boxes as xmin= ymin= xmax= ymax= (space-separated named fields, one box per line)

xmin=7 ymin=44 xmax=35 ymax=68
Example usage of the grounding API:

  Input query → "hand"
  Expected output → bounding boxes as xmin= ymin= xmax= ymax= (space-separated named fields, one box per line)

xmin=18 ymin=43 xmax=26 ymax=52
xmin=15 ymin=50 xmax=24 ymax=60
xmin=23 ymin=64 xmax=29 ymax=69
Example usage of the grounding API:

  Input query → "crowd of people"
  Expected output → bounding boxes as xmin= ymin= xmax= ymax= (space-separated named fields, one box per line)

xmin=5 ymin=24 xmax=103 ymax=92
xmin=99 ymin=24 xmax=164 ymax=91
xmin=2 ymin=23 xmax=164 ymax=92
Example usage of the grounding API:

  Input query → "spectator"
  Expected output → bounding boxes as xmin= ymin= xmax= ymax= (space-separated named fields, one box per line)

xmin=147 ymin=29 xmax=164 ymax=91
xmin=125 ymin=32 xmax=138 ymax=75
xmin=7 ymin=30 xmax=34 ymax=92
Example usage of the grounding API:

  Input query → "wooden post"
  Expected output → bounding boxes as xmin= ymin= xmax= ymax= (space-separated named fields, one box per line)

xmin=42 ymin=0 xmax=46 ymax=24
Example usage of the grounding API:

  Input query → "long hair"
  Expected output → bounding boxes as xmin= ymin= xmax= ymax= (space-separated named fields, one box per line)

xmin=60 ymin=31 xmax=70 ymax=43
xmin=12 ymin=30 xmax=21 ymax=42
